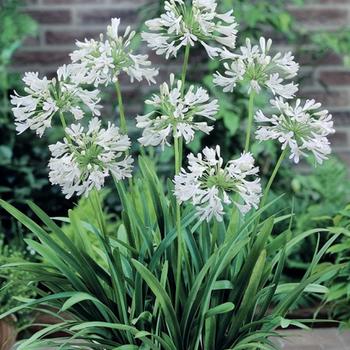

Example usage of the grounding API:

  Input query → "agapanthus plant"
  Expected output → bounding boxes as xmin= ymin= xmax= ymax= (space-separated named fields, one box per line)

xmin=10 ymin=65 xmax=101 ymax=136
xmin=213 ymin=37 xmax=299 ymax=98
xmin=71 ymin=17 xmax=159 ymax=133
xmin=213 ymin=37 xmax=300 ymax=152
xmin=255 ymin=97 xmax=334 ymax=164
xmin=136 ymin=74 xmax=219 ymax=147
xmin=49 ymin=117 xmax=133 ymax=198
xmin=174 ymin=146 xmax=261 ymax=221
xmin=71 ymin=18 xmax=158 ymax=88
xmin=142 ymin=0 xmax=238 ymax=58
xmin=0 ymin=3 xmax=343 ymax=350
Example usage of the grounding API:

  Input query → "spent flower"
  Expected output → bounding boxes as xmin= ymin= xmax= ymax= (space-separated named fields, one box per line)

xmin=70 ymin=18 xmax=158 ymax=87
xmin=255 ymin=97 xmax=334 ymax=164
xmin=48 ymin=117 xmax=133 ymax=198
xmin=10 ymin=65 xmax=102 ymax=137
xmin=174 ymin=146 xmax=262 ymax=221
xmin=142 ymin=0 xmax=238 ymax=58
xmin=213 ymin=37 xmax=299 ymax=99
xmin=136 ymin=74 xmax=219 ymax=148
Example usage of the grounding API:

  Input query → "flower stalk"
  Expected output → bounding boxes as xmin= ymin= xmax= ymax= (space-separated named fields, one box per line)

xmin=245 ymin=92 xmax=256 ymax=152
xmin=175 ymin=44 xmax=191 ymax=312
xmin=115 ymin=80 xmax=127 ymax=134
xmin=260 ymin=147 xmax=288 ymax=209
xmin=181 ymin=44 xmax=191 ymax=96
xmin=174 ymin=133 xmax=183 ymax=312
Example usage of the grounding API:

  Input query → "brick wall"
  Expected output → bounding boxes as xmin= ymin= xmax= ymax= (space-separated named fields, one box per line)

xmin=14 ymin=0 xmax=350 ymax=166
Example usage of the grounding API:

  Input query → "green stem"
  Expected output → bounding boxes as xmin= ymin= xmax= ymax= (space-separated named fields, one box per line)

xmin=59 ymin=111 xmax=72 ymax=143
xmin=115 ymin=80 xmax=127 ymax=133
xmin=59 ymin=110 xmax=67 ymax=129
xmin=89 ymin=189 xmax=106 ymax=236
xmin=174 ymin=135 xmax=183 ymax=313
xmin=174 ymin=44 xmax=191 ymax=312
xmin=244 ymin=92 xmax=256 ymax=152
xmin=181 ymin=44 xmax=191 ymax=96
xmin=260 ymin=148 xmax=288 ymax=209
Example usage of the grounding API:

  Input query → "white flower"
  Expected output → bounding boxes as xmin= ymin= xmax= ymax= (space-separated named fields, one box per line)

xmin=136 ymin=74 xmax=219 ymax=148
xmin=174 ymin=146 xmax=262 ymax=222
xmin=255 ymin=97 xmax=335 ymax=164
xmin=70 ymin=18 xmax=158 ymax=87
xmin=142 ymin=0 xmax=238 ymax=58
xmin=213 ymin=37 xmax=299 ymax=98
xmin=48 ymin=117 xmax=133 ymax=198
xmin=11 ymin=65 xmax=102 ymax=137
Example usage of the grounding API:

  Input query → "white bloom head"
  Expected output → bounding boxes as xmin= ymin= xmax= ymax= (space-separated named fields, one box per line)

xmin=142 ymin=0 xmax=238 ymax=58
xmin=70 ymin=18 xmax=158 ymax=87
xmin=48 ymin=117 xmax=133 ymax=198
xmin=10 ymin=65 xmax=102 ymax=137
xmin=136 ymin=74 xmax=218 ymax=148
xmin=255 ymin=97 xmax=335 ymax=164
xmin=174 ymin=146 xmax=262 ymax=222
xmin=213 ymin=37 xmax=299 ymax=98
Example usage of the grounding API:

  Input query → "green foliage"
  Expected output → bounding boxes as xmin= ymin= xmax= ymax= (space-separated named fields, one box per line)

xmin=311 ymin=29 xmax=350 ymax=66
xmin=0 ymin=1 xmax=71 ymax=240
xmin=271 ymin=157 xmax=350 ymax=234
xmin=317 ymin=204 xmax=350 ymax=325
xmin=59 ymin=190 xmax=120 ymax=265
xmin=0 ymin=0 xmax=37 ymax=69
xmin=0 ymin=158 xmax=343 ymax=349
xmin=0 ymin=235 xmax=36 ymax=328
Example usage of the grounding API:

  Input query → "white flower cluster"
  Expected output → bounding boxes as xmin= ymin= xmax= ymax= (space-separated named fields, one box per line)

xmin=10 ymin=65 xmax=102 ymax=137
xmin=255 ymin=98 xmax=334 ymax=164
xmin=71 ymin=18 xmax=158 ymax=87
xmin=213 ymin=37 xmax=299 ymax=99
xmin=174 ymin=146 xmax=262 ymax=222
xmin=48 ymin=118 xmax=133 ymax=198
xmin=136 ymin=74 xmax=219 ymax=148
xmin=142 ymin=0 xmax=238 ymax=58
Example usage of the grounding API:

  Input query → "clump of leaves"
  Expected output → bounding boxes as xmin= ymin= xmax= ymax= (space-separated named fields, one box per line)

xmin=0 ymin=158 xmax=343 ymax=350
xmin=317 ymin=204 xmax=350 ymax=326
xmin=0 ymin=235 xmax=36 ymax=329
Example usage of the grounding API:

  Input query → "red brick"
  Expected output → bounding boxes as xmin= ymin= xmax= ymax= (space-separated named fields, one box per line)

xmin=290 ymin=8 xmax=348 ymax=26
xmin=329 ymin=132 xmax=348 ymax=147
xmin=12 ymin=51 xmax=70 ymax=66
xmin=333 ymin=111 xmax=350 ymax=126
xmin=338 ymin=152 xmax=350 ymax=167
xmin=76 ymin=9 xmax=138 ymax=25
xmin=25 ymin=9 xmax=71 ymax=24
xmin=299 ymin=89 xmax=349 ymax=108
xmin=22 ymin=36 xmax=40 ymax=47
xmin=45 ymin=30 xmax=101 ymax=45
xmin=320 ymin=70 xmax=350 ymax=86
xmin=297 ymin=51 xmax=343 ymax=66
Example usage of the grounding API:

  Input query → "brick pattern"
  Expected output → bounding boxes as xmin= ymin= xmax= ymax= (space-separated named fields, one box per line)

xmin=14 ymin=0 xmax=350 ymax=165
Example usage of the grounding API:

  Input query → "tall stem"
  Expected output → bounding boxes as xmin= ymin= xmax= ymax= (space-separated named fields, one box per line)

xmin=115 ymin=80 xmax=127 ymax=134
xmin=181 ymin=44 xmax=191 ymax=96
xmin=244 ymin=92 xmax=256 ymax=152
xmin=59 ymin=111 xmax=72 ymax=143
xmin=174 ymin=135 xmax=183 ymax=312
xmin=260 ymin=148 xmax=287 ymax=209
xmin=175 ymin=44 xmax=191 ymax=312
xmin=59 ymin=111 xmax=67 ymax=129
